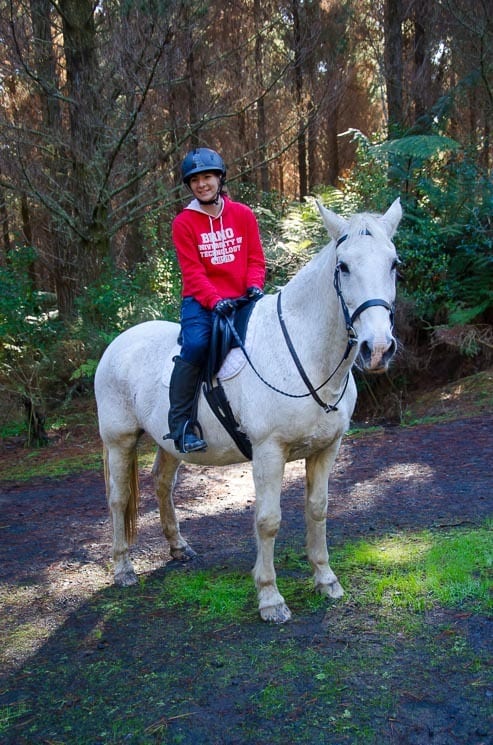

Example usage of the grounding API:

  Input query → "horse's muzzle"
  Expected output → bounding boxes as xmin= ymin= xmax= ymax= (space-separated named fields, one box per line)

xmin=359 ymin=338 xmax=397 ymax=372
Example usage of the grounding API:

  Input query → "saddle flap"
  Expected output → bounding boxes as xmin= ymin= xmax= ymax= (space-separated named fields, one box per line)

xmin=162 ymin=299 xmax=256 ymax=388
xmin=207 ymin=298 xmax=256 ymax=380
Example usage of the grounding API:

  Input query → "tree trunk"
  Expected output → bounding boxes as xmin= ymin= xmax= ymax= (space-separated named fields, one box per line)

xmin=0 ymin=179 xmax=11 ymax=265
xmin=412 ymin=0 xmax=433 ymax=132
xmin=326 ymin=104 xmax=339 ymax=187
xmin=254 ymin=0 xmax=270 ymax=192
xmin=292 ymin=0 xmax=307 ymax=199
xmin=20 ymin=193 xmax=37 ymax=289
xmin=29 ymin=0 xmax=61 ymax=130
xmin=57 ymin=0 xmax=107 ymax=318
xmin=384 ymin=0 xmax=404 ymax=135
xmin=23 ymin=395 xmax=49 ymax=447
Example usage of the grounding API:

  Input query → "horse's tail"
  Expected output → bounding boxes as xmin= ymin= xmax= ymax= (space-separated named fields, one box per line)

xmin=103 ymin=445 xmax=110 ymax=501
xmin=125 ymin=449 xmax=140 ymax=545
xmin=102 ymin=445 xmax=140 ymax=545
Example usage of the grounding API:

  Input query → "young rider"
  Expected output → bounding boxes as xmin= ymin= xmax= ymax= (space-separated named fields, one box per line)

xmin=166 ymin=147 xmax=266 ymax=454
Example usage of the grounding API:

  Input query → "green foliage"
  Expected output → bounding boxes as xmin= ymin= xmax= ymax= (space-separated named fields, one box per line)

xmin=446 ymin=225 xmax=493 ymax=324
xmin=342 ymin=129 xmax=493 ymax=329
xmin=375 ymin=134 xmax=460 ymax=160
xmin=258 ymin=186 xmax=344 ymax=289
xmin=75 ymin=251 xmax=181 ymax=336
xmin=0 ymin=234 xmax=183 ymax=440
xmin=339 ymin=129 xmax=395 ymax=212
xmin=395 ymin=206 xmax=452 ymax=318
xmin=0 ymin=246 xmax=62 ymax=422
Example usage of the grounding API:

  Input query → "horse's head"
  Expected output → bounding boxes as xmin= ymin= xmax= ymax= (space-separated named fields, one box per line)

xmin=318 ymin=198 xmax=402 ymax=373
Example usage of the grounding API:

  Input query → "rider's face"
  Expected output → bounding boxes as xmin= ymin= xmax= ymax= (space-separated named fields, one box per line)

xmin=189 ymin=172 xmax=221 ymax=201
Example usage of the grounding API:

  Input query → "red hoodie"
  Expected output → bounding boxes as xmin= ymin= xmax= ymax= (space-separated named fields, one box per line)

xmin=172 ymin=196 xmax=266 ymax=310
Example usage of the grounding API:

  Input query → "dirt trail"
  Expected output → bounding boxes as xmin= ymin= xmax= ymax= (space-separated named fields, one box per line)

xmin=0 ymin=414 xmax=492 ymax=744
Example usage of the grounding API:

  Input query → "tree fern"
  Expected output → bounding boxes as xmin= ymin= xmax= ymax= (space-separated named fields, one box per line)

xmin=374 ymin=134 xmax=460 ymax=160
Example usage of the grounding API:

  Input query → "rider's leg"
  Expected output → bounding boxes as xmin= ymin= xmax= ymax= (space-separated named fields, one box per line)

xmin=165 ymin=297 xmax=212 ymax=453
xmin=167 ymin=356 xmax=207 ymax=452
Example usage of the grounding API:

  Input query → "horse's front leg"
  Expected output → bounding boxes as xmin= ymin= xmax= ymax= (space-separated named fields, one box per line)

xmin=305 ymin=445 xmax=344 ymax=599
xmin=152 ymin=447 xmax=196 ymax=562
xmin=252 ymin=441 xmax=291 ymax=623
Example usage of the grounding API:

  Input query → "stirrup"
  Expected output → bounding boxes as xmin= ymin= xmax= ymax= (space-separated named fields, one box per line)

xmin=168 ymin=420 xmax=207 ymax=454
xmin=178 ymin=432 xmax=207 ymax=453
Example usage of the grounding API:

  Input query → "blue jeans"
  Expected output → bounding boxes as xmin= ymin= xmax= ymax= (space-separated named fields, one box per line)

xmin=178 ymin=296 xmax=213 ymax=368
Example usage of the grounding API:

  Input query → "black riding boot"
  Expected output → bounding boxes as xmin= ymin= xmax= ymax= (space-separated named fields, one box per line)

xmin=166 ymin=356 xmax=207 ymax=453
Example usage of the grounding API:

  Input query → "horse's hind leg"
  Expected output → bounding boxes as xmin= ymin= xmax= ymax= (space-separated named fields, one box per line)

xmin=305 ymin=446 xmax=344 ymax=598
xmin=252 ymin=441 xmax=291 ymax=623
xmin=152 ymin=448 xmax=196 ymax=562
xmin=105 ymin=437 xmax=140 ymax=586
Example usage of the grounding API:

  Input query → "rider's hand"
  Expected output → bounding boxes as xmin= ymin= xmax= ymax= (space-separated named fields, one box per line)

xmin=247 ymin=286 xmax=264 ymax=301
xmin=214 ymin=299 xmax=234 ymax=316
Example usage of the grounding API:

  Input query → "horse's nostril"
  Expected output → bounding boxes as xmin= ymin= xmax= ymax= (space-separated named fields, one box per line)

xmin=386 ymin=339 xmax=397 ymax=360
xmin=360 ymin=339 xmax=396 ymax=371
xmin=360 ymin=341 xmax=371 ymax=364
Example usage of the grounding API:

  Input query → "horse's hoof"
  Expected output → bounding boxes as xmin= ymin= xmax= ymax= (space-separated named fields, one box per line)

xmin=115 ymin=569 xmax=138 ymax=587
xmin=316 ymin=579 xmax=344 ymax=599
xmin=260 ymin=603 xmax=292 ymax=624
xmin=170 ymin=544 xmax=197 ymax=562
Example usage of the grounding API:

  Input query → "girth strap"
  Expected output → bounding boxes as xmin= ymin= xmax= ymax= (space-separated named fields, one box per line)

xmin=202 ymin=296 xmax=255 ymax=461
xmin=203 ymin=380 xmax=252 ymax=460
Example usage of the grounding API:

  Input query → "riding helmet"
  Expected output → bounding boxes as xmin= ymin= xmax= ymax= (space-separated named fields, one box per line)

xmin=181 ymin=148 xmax=226 ymax=184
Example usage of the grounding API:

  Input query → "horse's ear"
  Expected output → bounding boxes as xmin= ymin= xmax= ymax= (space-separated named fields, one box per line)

xmin=317 ymin=201 xmax=348 ymax=241
xmin=380 ymin=198 xmax=402 ymax=238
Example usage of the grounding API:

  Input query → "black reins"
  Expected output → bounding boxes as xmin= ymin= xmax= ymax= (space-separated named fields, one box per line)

xmin=224 ymin=229 xmax=395 ymax=413
xmin=276 ymin=292 xmax=354 ymax=412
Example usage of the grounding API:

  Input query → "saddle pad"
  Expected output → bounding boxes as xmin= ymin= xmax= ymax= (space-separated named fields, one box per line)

xmin=161 ymin=319 xmax=255 ymax=387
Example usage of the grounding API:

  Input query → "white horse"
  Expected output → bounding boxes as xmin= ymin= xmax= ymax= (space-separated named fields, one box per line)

xmin=95 ymin=199 xmax=402 ymax=623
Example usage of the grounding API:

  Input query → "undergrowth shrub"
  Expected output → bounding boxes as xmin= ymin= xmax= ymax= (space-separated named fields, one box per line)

xmin=340 ymin=131 xmax=493 ymax=417
xmin=0 ymin=247 xmax=62 ymax=442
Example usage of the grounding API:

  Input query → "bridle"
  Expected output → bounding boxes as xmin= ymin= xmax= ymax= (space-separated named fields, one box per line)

xmin=333 ymin=233 xmax=395 ymax=340
xmin=225 ymin=230 xmax=396 ymax=413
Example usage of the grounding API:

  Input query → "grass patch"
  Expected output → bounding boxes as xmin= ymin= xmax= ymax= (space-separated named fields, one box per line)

xmin=154 ymin=569 xmax=257 ymax=621
xmin=334 ymin=522 xmax=492 ymax=614
xmin=0 ymin=451 xmax=104 ymax=481
xmin=135 ymin=523 xmax=492 ymax=628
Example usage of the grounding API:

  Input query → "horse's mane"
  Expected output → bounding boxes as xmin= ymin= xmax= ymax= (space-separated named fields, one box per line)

xmin=283 ymin=239 xmax=334 ymax=293
xmin=342 ymin=213 xmax=390 ymax=245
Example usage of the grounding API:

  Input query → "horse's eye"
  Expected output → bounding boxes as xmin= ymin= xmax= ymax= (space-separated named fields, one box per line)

xmin=338 ymin=262 xmax=349 ymax=274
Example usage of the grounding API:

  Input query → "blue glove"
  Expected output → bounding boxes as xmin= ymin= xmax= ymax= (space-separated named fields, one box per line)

xmin=214 ymin=299 xmax=234 ymax=316
xmin=247 ymin=286 xmax=264 ymax=301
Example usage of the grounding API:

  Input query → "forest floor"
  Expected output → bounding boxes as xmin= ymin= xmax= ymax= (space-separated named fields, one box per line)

xmin=0 ymin=370 xmax=492 ymax=744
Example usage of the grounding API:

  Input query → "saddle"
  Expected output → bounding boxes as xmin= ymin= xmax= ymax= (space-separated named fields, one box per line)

xmin=193 ymin=297 xmax=255 ymax=460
